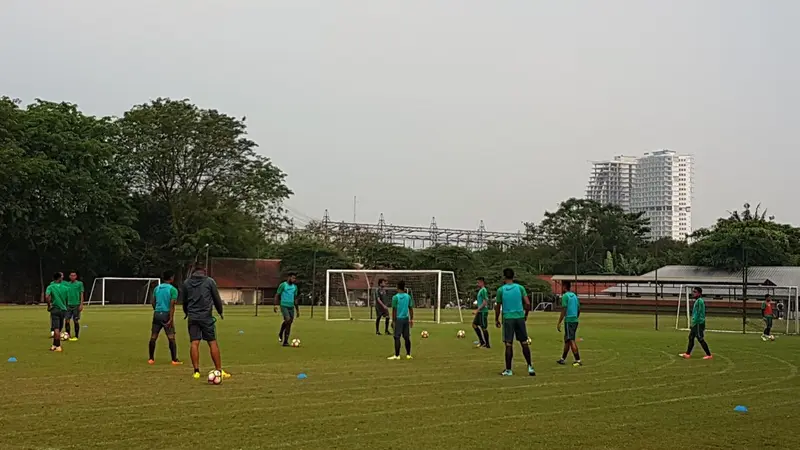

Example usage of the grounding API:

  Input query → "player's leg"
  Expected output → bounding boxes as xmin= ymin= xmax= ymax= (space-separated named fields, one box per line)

xmin=188 ymin=320 xmax=202 ymax=378
xmin=696 ymin=324 xmax=712 ymax=358
xmin=517 ymin=320 xmax=535 ymax=375
xmin=501 ymin=320 xmax=514 ymax=375
xmin=558 ymin=332 xmax=570 ymax=364
xmin=568 ymin=323 xmax=581 ymax=365
xmin=149 ymin=313 xmax=162 ymax=363
xmin=164 ymin=315 xmax=181 ymax=364
xmin=388 ymin=319 xmax=402 ymax=359
xmin=63 ymin=309 xmax=72 ymax=337
xmin=681 ymin=325 xmax=697 ymax=357
xmin=375 ymin=310 xmax=382 ymax=335
xmin=472 ymin=314 xmax=485 ymax=347
xmin=203 ymin=319 xmax=229 ymax=377
xmin=282 ymin=308 xmax=294 ymax=346
xmin=402 ymin=320 xmax=411 ymax=358
xmin=765 ymin=317 xmax=773 ymax=337
xmin=50 ymin=311 xmax=63 ymax=351
xmin=71 ymin=307 xmax=81 ymax=340
xmin=481 ymin=313 xmax=490 ymax=348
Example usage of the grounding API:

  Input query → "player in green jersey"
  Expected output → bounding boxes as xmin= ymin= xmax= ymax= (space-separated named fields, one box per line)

xmin=679 ymin=287 xmax=713 ymax=360
xmin=495 ymin=268 xmax=535 ymax=376
xmin=472 ymin=277 xmax=490 ymax=348
xmin=274 ymin=272 xmax=299 ymax=347
xmin=45 ymin=272 xmax=69 ymax=352
xmin=63 ymin=271 xmax=84 ymax=341
xmin=556 ymin=281 xmax=582 ymax=366
xmin=388 ymin=280 xmax=414 ymax=360
xmin=148 ymin=270 xmax=182 ymax=365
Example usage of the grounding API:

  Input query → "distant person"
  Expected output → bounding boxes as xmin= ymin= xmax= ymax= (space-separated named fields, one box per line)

xmin=182 ymin=264 xmax=229 ymax=379
xmin=472 ymin=277 xmax=490 ymax=348
xmin=556 ymin=281 xmax=582 ymax=366
xmin=679 ymin=287 xmax=713 ymax=360
xmin=777 ymin=300 xmax=784 ymax=320
xmin=45 ymin=272 xmax=68 ymax=352
xmin=63 ymin=271 xmax=84 ymax=341
xmin=373 ymin=278 xmax=391 ymax=335
xmin=494 ymin=268 xmax=535 ymax=376
xmin=148 ymin=270 xmax=182 ymax=365
xmin=388 ymin=280 xmax=414 ymax=360
xmin=761 ymin=294 xmax=774 ymax=341
xmin=274 ymin=272 xmax=299 ymax=347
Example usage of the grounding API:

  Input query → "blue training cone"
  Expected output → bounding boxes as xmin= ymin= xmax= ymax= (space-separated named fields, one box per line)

xmin=7 ymin=357 xmax=17 ymax=363
xmin=297 ymin=373 xmax=308 ymax=380
xmin=734 ymin=405 xmax=748 ymax=413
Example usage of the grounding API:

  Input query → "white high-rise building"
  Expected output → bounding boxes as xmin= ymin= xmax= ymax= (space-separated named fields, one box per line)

xmin=586 ymin=150 xmax=693 ymax=241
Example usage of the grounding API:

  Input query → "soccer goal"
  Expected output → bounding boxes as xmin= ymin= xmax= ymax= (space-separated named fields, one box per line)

xmin=675 ymin=284 xmax=799 ymax=335
xmin=86 ymin=277 xmax=161 ymax=306
xmin=325 ymin=269 xmax=464 ymax=324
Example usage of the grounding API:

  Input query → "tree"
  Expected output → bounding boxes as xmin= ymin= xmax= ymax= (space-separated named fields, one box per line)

xmin=276 ymin=233 xmax=354 ymax=305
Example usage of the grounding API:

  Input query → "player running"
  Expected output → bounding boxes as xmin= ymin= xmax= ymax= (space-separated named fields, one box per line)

xmin=761 ymin=294 xmax=775 ymax=341
xmin=556 ymin=281 xmax=582 ymax=366
xmin=148 ymin=270 xmax=182 ymax=365
xmin=679 ymin=287 xmax=713 ymax=360
xmin=388 ymin=280 xmax=414 ymax=360
xmin=374 ymin=278 xmax=391 ymax=335
xmin=274 ymin=272 xmax=299 ymax=347
xmin=63 ymin=271 xmax=84 ymax=341
xmin=495 ymin=268 xmax=535 ymax=376
xmin=182 ymin=264 xmax=230 ymax=379
xmin=472 ymin=277 xmax=490 ymax=348
xmin=45 ymin=272 xmax=68 ymax=352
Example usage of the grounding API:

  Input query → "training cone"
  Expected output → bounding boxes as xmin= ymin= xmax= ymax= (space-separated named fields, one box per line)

xmin=7 ymin=357 xmax=17 ymax=363
xmin=82 ymin=325 xmax=88 ymax=328
xmin=297 ymin=373 xmax=308 ymax=380
xmin=238 ymin=330 xmax=244 ymax=334
xmin=734 ymin=405 xmax=748 ymax=413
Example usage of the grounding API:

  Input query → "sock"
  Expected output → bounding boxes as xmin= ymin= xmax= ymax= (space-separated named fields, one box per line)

xmin=700 ymin=340 xmax=711 ymax=356
xmin=376 ymin=317 xmax=382 ymax=333
xmin=283 ymin=323 xmax=292 ymax=344
xmin=385 ymin=317 xmax=390 ymax=333
xmin=482 ymin=328 xmax=490 ymax=347
xmin=169 ymin=339 xmax=178 ymax=361
xmin=686 ymin=336 xmax=695 ymax=354
xmin=474 ymin=327 xmax=485 ymax=345
xmin=74 ymin=321 xmax=80 ymax=338
xmin=574 ymin=351 xmax=581 ymax=361
xmin=394 ymin=337 xmax=401 ymax=357
xmin=53 ymin=337 xmax=60 ymax=347
xmin=404 ymin=337 xmax=412 ymax=356
xmin=194 ymin=368 xmax=200 ymax=373
xmin=65 ymin=322 xmax=71 ymax=335
xmin=504 ymin=345 xmax=513 ymax=371
xmin=149 ymin=339 xmax=156 ymax=360
xmin=561 ymin=348 xmax=569 ymax=360
xmin=279 ymin=322 xmax=286 ymax=339
xmin=521 ymin=343 xmax=533 ymax=366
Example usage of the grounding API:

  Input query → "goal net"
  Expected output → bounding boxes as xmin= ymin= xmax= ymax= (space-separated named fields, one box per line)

xmin=86 ymin=277 xmax=161 ymax=306
xmin=325 ymin=270 xmax=463 ymax=323
xmin=675 ymin=284 xmax=799 ymax=335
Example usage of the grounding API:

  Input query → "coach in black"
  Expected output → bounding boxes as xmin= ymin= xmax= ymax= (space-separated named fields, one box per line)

xmin=182 ymin=264 xmax=230 ymax=380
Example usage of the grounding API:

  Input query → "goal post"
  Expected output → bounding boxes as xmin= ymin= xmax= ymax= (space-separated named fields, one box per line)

xmin=675 ymin=284 xmax=799 ymax=335
xmin=86 ymin=277 xmax=161 ymax=306
xmin=325 ymin=269 xmax=464 ymax=324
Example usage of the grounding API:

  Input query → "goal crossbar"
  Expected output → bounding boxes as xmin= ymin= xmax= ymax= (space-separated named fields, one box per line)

xmin=87 ymin=277 xmax=161 ymax=306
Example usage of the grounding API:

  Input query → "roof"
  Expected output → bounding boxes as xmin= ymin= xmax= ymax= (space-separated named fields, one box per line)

xmin=550 ymin=274 xmax=770 ymax=285
xmin=209 ymin=258 xmax=282 ymax=289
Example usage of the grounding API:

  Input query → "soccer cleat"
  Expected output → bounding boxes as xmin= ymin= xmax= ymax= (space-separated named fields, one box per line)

xmin=282 ymin=342 xmax=290 ymax=347
xmin=678 ymin=353 xmax=691 ymax=359
xmin=221 ymin=370 xmax=231 ymax=379
xmin=49 ymin=345 xmax=56 ymax=351
xmin=500 ymin=369 xmax=513 ymax=376
xmin=703 ymin=355 xmax=713 ymax=360
xmin=761 ymin=335 xmax=768 ymax=342
xmin=376 ymin=332 xmax=382 ymax=335
xmin=192 ymin=371 xmax=201 ymax=379
xmin=405 ymin=355 xmax=413 ymax=360
xmin=475 ymin=344 xmax=484 ymax=349
xmin=572 ymin=361 xmax=583 ymax=367
xmin=557 ymin=359 xmax=566 ymax=365
xmin=387 ymin=355 xmax=401 ymax=360
xmin=148 ymin=359 xmax=155 ymax=365
xmin=278 ymin=334 xmax=283 ymax=343
xmin=54 ymin=346 xmax=63 ymax=352
xmin=528 ymin=366 xmax=536 ymax=376
xmin=69 ymin=337 xmax=78 ymax=342
xmin=171 ymin=360 xmax=183 ymax=366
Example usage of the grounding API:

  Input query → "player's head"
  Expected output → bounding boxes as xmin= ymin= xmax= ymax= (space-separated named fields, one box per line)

xmin=503 ymin=268 xmax=514 ymax=282
xmin=287 ymin=272 xmax=297 ymax=284
xmin=397 ymin=280 xmax=406 ymax=292
xmin=378 ymin=278 xmax=386 ymax=288
xmin=563 ymin=281 xmax=572 ymax=292
xmin=692 ymin=286 xmax=703 ymax=299
xmin=53 ymin=272 xmax=63 ymax=282
xmin=193 ymin=263 xmax=206 ymax=275
xmin=476 ymin=277 xmax=485 ymax=288
xmin=765 ymin=294 xmax=772 ymax=302
xmin=68 ymin=271 xmax=78 ymax=281
xmin=162 ymin=270 xmax=175 ymax=283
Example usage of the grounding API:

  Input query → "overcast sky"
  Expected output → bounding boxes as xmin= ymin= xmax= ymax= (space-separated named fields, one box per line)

xmin=2 ymin=1 xmax=798 ymax=233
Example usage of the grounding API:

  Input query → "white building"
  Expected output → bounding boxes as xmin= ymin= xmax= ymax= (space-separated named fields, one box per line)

xmin=586 ymin=150 xmax=693 ymax=241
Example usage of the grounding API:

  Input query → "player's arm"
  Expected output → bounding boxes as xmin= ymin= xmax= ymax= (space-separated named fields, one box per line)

xmin=761 ymin=302 xmax=766 ymax=317
xmin=79 ymin=282 xmax=85 ymax=311
xmin=294 ymin=288 xmax=300 ymax=317
xmin=476 ymin=289 xmax=487 ymax=312
xmin=209 ymin=279 xmax=223 ymax=318
xmin=168 ymin=286 xmax=178 ymax=326
xmin=494 ymin=289 xmax=502 ymax=327
xmin=180 ymin=285 xmax=188 ymax=318
xmin=45 ymin=286 xmax=52 ymax=309
xmin=557 ymin=294 xmax=567 ymax=330
xmin=391 ymin=295 xmax=398 ymax=324
xmin=375 ymin=290 xmax=388 ymax=311
xmin=274 ymin=282 xmax=283 ymax=312
xmin=409 ymin=303 xmax=414 ymax=327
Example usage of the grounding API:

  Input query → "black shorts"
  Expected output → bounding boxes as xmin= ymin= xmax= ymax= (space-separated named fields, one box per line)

xmin=393 ymin=318 xmax=410 ymax=340
xmin=188 ymin=317 xmax=217 ymax=342
xmin=65 ymin=305 xmax=81 ymax=321
xmin=280 ymin=306 xmax=295 ymax=321
xmin=152 ymin=312 xmax=175 ymax=335
xmin=564 ymin=322 xmax=578 ymax=342
xmin=50 ymin=309 xmax=66 ymax=331
xmin=689 ymin=323 xmax=706 ymax=340
xmin=472 ymin=311 xmax=488 ymax=329
xmin=502 ymin=318 xmax=528 ymax=343
xmin=375 ymin=307 xmax=389 ymax=318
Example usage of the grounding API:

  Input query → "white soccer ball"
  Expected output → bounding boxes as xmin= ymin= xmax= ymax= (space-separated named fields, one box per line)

xmin=526 ymin=337 xmax=532 ymax=345
xmin=769 ymin=335 xmax=775 ymax=341
xmin=456 ymin=330 xmax=466 ymax=338
xmin=50 ymin=331 xmax=55 ymax=338
xmin=291 ymin=338 xmax=301 ymax=347
xmin=207 ymin=369 xmax=222 ymax=385
xmin=60 ymin=332 xmax=69 ymax=340
xmin=421 ymin=330 xmax=429 ymax=338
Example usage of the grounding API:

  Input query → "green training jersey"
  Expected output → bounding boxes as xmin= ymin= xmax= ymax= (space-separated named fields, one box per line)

xmin=46 ymin=282 xmax=68 ymax=311
xmin=496 ymin=283 xmax=527 ymax=319
xmin=691 ymin=297 xmax=706 ymax=326
xmin=276 ymin=281 xmax=297 ymax=308
xmin=476 ymin=287 xmax=489 ymax=312
xmin=64 ymin=280 xmax=84 ymax=306
xmin=153 ymin=283 xmax=178 ymax=313
xmin=561 ymin=291 xmax=580 ymax=323
xmin=392 ymin=292 xmax=413 ymax=319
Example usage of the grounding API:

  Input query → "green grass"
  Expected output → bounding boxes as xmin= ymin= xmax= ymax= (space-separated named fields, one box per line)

xmin=1 ymin=306 xmax=799 ymax=450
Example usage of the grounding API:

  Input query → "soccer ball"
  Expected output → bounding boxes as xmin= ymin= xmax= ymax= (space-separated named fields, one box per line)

xmin=60 ymin=332 xmax=69 ymax=340
xmin=526 ymin=337 xmax=532 ymax=345
xmin=207 ymin=370 xmax=222 ymax=385
xmin=769 ymin=335 xmax=775 ymax=341
xmin=456 ymin=330 xmax=466 ymax=339
xmin=50 ymin=331 xmax=54 ymax=338
xmin=421 ymin=330 xmax=429 ymax=338
xmin=291 ymin=338 xmax=301 ymax=347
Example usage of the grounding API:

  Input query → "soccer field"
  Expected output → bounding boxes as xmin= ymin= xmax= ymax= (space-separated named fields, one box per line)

xmin=2 ymin=307 xmax=799 ymax=450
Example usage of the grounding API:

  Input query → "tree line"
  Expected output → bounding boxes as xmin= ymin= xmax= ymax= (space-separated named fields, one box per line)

xmin=2 ymin=97 xmax=798 ymax=303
